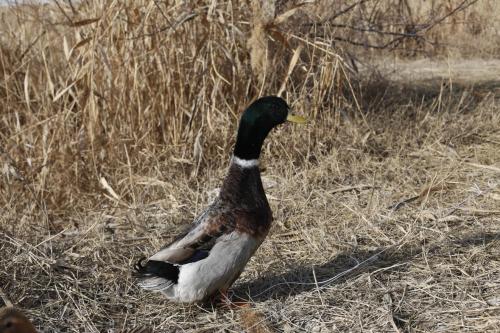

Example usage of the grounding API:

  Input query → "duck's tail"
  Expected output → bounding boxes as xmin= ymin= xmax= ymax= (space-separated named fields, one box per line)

xmin=133 ymin=258 xmax=179 ymax=291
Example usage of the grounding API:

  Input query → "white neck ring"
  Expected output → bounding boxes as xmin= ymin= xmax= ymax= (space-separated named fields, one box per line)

xmin=232 ymin=155 xmax=259 ymax=168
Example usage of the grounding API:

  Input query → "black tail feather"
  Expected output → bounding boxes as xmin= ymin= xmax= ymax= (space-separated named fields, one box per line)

xmin=133 ymin=258 xmax=180 ymax=284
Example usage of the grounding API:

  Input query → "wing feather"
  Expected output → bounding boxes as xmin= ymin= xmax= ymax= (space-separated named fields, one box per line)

xmin=147 ymin=204 xmax=235 ymax=264
xmin=134 ymin=202 xmax=236 ymax=287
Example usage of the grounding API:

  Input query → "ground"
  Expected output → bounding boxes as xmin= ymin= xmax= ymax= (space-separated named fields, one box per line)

xmin=1 ymin=2 xmax=500 ymax=332
xmin=1 ymin=58 xmax=499 ymax=332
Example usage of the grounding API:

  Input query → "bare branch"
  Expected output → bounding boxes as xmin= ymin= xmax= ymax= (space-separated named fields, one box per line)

xmin=321 ymin=0 xmax=372 ymax=24
xmin=310 ymin=0 xmax=482 ymax=51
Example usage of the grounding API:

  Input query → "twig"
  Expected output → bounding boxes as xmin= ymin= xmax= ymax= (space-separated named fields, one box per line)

xmin=322 ymin=0 xmax=371 ymax=23
xmin=127 ymin=12 xmax=199 ymax=40
xmin=420 ymin=0 xmax=480 ymax=33
xmin=388 ymin=183 xmax=453 ymax=211
xmin=331 ymin=35 xmax=407 ymax=50
xmin=330 ymin=184 xmax=375 ymax=194
xmin=19 ymin=31 xmax=46 ymax=61
xmin=387 ymin=195 xmax=420 ymax=211
xmin=308 ymin=0 xmax=480 ymax=51
xmin=467 ymin=163 xmax=500 ymax=174
xmin=0 ymin=288 xmax=13 ymax=307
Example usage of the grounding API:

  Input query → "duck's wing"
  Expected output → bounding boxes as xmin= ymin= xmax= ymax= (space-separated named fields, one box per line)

xmin=133 ymin=204 xmax=236 ymax=289
xmin=150 ymin=206 xmax=236 ymax=263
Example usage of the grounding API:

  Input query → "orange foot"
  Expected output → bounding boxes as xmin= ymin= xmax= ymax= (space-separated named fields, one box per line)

xmin=217 ymin=289 xmax=252 ymax=309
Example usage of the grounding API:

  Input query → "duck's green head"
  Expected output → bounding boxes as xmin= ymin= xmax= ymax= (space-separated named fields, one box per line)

xmin=234 ymin=96 xmax=306 ymax=160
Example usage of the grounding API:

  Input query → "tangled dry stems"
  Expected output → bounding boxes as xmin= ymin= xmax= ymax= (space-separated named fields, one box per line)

xmin=1 ymin=1 xmax=500 ymax=332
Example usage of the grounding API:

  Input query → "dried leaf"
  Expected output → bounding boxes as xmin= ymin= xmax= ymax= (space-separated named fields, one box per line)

xmin=68 ymin=18 xmax=100 ymax=27
xmin=278 ymin=45 xmax=302 ymax=96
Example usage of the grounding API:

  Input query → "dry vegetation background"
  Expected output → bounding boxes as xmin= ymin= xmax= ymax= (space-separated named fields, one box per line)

xmin=1 ymin=0 xmax=500 ymax=332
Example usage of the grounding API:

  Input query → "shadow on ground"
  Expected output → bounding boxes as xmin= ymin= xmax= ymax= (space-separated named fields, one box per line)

xmin=236 ymin=232 xmax=500 ymax=302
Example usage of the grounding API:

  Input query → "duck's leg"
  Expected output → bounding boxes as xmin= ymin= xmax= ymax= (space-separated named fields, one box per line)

xmin=217 ymin=288 xmax=251 ymax=309
xmin=218 ymin=288 xmax=232 ymax=304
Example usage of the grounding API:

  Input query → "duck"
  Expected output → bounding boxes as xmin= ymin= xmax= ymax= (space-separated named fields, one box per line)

xmin=134 ymin=96 xmax=306 ymax=303
xmin=0 ymin=306 xmax=37 ymax=333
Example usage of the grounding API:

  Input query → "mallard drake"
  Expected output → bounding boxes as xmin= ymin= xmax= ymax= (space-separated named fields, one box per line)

xmin=0 ymin=307 xmax=37 ymax=333
xmin=134 ymin=96 xmax=305 ymax=303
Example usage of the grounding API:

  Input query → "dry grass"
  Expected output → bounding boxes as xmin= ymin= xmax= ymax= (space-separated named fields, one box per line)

xmin=1 ymin=1 xmax=500 ymax=332
xmin=301 ymin=0 xmax=500 ymax=58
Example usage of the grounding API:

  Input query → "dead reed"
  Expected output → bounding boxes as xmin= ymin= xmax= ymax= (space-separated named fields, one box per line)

xmin=1 ymin=1 xmax=500 ymax=332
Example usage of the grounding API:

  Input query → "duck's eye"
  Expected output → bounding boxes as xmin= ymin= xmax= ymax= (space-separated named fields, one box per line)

xmin=5 ymin=320 xmax=13 ymax=328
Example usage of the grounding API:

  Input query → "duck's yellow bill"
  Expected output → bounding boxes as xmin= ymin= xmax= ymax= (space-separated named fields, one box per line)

xmin=286 ymin=114 xmax=307 ymax=124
